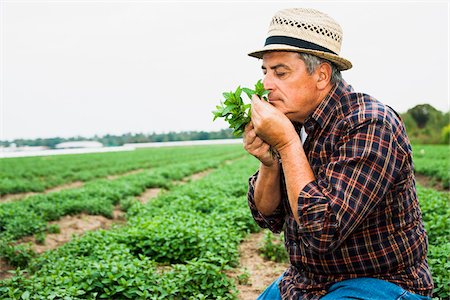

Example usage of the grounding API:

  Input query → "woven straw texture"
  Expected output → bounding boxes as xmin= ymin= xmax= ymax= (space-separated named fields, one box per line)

xmin=249 ymin=8 xmax=352 ymax=71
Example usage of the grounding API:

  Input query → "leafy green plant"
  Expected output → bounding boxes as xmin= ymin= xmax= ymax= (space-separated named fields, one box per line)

xmin=0 ymin=239 xmax=36 ymax=268
xmin=213 ymin=80 xmax=269 ymax=136
xmin=236 ymin=268 xmax=251 ymax=285
xmin=258 ymin=230 xmax=289 ymax=263
xmin=0 ymin=155 xmax=259 ymax=299
xmin=0 ymin=144 xmax=244 ymax=195
xmin=417 ymin=186 xmax=450 ymax=299
xmin=47 ymin=224 xmax=60 ymax=234
xmin=35 ymin=232 xmax=46 ymax=245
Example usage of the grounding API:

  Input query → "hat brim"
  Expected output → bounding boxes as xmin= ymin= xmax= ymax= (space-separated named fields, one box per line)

xmin=248 ymin=44 xmax=352 ymax=71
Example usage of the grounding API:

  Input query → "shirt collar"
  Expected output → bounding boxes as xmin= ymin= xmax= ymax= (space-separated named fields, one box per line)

xmin=303 ymin=79 xmax=354 ymax=135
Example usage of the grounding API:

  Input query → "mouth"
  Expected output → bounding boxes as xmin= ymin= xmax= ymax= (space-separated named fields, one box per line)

xmin=267 ymin=93 xmax=281 ymax=103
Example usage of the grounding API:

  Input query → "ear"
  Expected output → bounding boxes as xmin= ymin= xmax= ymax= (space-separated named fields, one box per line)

xmin=316 ymin=62 xmax=332 ymax=90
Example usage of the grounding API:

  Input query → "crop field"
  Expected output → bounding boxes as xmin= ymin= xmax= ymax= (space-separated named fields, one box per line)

xmin=412 ymin=144 xmax=450 ymax=189
xmin=0 ymin=144 xmax=448 ymax=299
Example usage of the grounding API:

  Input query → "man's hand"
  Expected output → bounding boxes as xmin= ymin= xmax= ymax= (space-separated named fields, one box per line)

xmin=243 ymin=122 xmax=277 ymax=167
xmin=251 ymin=95 xmax=297 ymax=152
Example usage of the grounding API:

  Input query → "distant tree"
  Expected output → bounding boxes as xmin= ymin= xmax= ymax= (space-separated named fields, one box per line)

xmin=407 ymin=104 xmax=439 ymax=128
xmin=442 ymin=124 xmax=450 ymax=144
xmin=402 ymin=104 xmax=449 ymax=144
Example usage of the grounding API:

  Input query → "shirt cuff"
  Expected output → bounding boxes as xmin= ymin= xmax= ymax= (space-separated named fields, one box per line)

xmin=297 ymin=181 xmax=337 ymax=235
xmin=247 ymin=173 xmax=285 ymax=233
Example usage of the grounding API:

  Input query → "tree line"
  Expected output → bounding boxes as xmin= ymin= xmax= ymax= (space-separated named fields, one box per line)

xmin=401 ymin=104 xmax=449 ymax=144
xmin=0 ymin=129 xmax=236 ymax=149
xmin=1 ymin=104 xmax=448 ymax=149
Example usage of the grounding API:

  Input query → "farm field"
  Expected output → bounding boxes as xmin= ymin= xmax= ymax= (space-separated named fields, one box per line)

xmin=0 ymin=143 xmax=448 ymax=299
xmin=0 ymin=145 xmax=244 ymax=196
xmin=412 ymin=144 xmax=450 ymax=189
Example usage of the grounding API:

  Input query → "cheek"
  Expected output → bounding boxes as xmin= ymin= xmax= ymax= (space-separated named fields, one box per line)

xmin=285 ymin=89 xmax=303 ymax=107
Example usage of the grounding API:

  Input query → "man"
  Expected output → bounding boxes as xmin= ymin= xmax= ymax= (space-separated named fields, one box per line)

xmin=244 ymin=8 xmax=433 ymax=300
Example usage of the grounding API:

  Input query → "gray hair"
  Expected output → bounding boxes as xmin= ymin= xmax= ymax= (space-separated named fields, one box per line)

xmin=297 ymin=53 xmax=342 ymax=84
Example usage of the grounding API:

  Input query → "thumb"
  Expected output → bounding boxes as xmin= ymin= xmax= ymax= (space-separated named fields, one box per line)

xmin=251 ymin=94 xmax=262 ymax=104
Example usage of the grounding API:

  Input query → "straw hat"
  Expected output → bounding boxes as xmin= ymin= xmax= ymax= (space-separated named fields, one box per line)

xmin=248 ymin=8 xmax=352 ymax=71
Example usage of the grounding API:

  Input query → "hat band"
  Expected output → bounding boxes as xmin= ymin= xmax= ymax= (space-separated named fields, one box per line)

xmin=265 ymin=36 xmax=337 ymax=55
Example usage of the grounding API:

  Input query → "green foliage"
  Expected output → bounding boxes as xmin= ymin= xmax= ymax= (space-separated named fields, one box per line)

xmin=0 ymin=154 xmax=260 ymax=299
xmin=35 ymin=232 xmax=46 ymax=245
xmin=213 ymin=80 xmax=269 ymax=136
xmin=417 ymin=186 xmax=450 ymax=299
xmin=47 ymin=224 xmax=60 ymax=234
xmin=0 ymin=129 xmax=236 ymax=148
xmin=0 ymin=144 xmax=244 ymax=195
xmin=258 ymin=230 xmax=289 ymax=263
xmin=428 ymin=243 xmax=450 ymax=299
xmin=0 ymin=146 xmax=245 ymax=243
xmin=236 ymin=268 xmax=251 ymax=285
xmin=0 ymin=239 xmax=36 ymax=268
xmin=1 ymin=144 xmax=448 ymax=299
xmin=413 ymin=145 xmax=450 ymax=188
xmin=441 ymin=124 xmax=450 ymax=144
xmin=409 ymin=104 xmax=436 ymax=128
xmin=402 ymin=104 xmax=449 ymax=144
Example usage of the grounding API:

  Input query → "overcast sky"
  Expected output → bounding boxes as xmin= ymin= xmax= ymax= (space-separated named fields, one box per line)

xmin=1 ymin=1 xmax=448 ymax=141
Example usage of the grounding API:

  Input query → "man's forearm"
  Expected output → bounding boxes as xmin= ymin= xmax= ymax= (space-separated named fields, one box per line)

xmin=278 ymin=138 xmax=316 ymax=224
xmin=254 ymin=162 xmax=282 ymax=215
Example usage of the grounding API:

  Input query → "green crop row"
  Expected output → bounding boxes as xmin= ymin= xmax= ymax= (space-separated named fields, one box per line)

xmin=0 ymin=156 xmax=260 ymax=299
xmin=0 ymin=151 xmax=243 ymax=245
xmin=417 ymin=186 xmax=450 ymax=299
xmin=0 ymin=145 xmax=448 ymax=299
xmin=0 ymin=144 xmax=243 ymax=195
xmin=413 ymin=145 xmax=450 ymax=188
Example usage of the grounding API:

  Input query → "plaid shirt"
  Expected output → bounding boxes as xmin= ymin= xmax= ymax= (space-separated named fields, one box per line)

xmin=248 ymin=80 xmax=433 ymax=299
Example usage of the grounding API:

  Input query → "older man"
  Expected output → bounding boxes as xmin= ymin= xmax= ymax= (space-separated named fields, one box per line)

xmin=244 ymin=8 xmax=433 ymax=300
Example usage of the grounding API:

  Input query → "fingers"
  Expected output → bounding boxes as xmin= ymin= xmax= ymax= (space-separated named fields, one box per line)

xmin=243 ymin=123 xmax=267 ymax=154
xmin=243 ymin=122 xmax=256 ymax=144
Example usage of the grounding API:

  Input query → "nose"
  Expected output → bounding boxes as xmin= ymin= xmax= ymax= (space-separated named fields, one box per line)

xmin=262 ymin=74 xmax=274 ymax=92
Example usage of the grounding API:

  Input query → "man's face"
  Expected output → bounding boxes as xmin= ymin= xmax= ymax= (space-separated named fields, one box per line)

xmin=261 ymin=51 xmax=321 ymax=123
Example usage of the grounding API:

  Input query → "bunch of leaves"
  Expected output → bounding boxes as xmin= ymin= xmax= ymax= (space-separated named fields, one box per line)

xmin=213 ymin=80 xmax=269 ymax=136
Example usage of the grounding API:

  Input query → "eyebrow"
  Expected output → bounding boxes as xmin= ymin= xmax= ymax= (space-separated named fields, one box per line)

xmin=261 ymin=63 xmax=291 ymax=71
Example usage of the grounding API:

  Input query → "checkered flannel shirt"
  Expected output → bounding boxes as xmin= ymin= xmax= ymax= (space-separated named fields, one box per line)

xmin=248 ymin=80 xmax=433 ymax=299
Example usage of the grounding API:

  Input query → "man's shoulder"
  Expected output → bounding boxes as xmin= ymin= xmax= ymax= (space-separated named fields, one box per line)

xmin=334 ymin=88 xmax=410 ymax=150
xmin=337 ymin=89 xmax=402 ymax=129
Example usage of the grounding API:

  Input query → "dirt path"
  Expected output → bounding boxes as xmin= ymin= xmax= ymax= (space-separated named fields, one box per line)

xmin=415 ymin=173 xmax=448 ymax=192
xmin=0 ymin=181 xmax=84 ymax=203
xmin=0 ymin=259 xmax=15 ymax=280
xmin=230 ymin=232 xmax=289 ymax=300
xmin=0 ymin=168 xmax=213 ymax=280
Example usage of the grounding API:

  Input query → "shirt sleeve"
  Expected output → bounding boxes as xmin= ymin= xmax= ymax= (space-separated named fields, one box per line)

xmin=297 ymin=117 xmax=407 ymax=254
xmin=247 ymin=170 xmax=286 ymax=233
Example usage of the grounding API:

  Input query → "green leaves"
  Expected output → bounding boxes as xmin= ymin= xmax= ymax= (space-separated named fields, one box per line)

xmin=0 ymin=155 xmax=260 ymax=299
xmin=258 ymin=230 xmax=289 ymax=263
xmin=213 ymin=80 xmax=269 ymax=137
